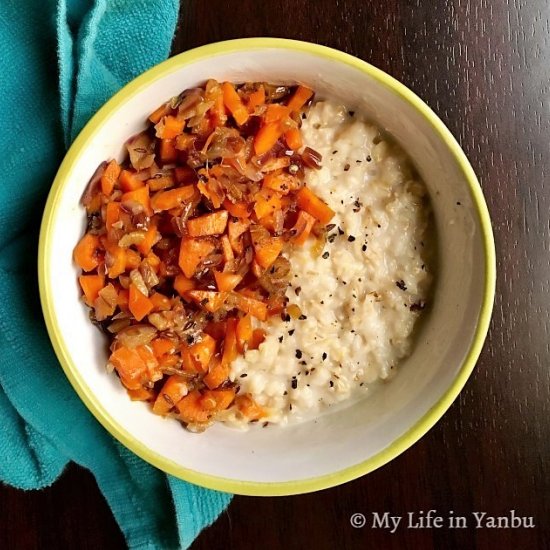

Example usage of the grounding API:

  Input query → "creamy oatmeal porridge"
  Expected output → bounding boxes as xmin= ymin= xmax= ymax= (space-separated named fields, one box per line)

xmin=227 ymin=101 xmax=432 ymax=426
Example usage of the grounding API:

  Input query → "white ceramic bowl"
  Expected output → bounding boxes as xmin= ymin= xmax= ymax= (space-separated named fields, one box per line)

xmin=39 ymin=38 xmax=495 ymax=495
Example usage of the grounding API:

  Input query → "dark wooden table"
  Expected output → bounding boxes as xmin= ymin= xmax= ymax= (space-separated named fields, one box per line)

xmin=2 ymin=1 xmax=549 ymax=548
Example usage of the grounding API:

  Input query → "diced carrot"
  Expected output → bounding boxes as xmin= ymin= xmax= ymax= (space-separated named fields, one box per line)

xmin=220 ymin=235 xmax=234 ymax=263
xmin=238 ymin=287 xmax=263 ymax=300
xmin=150 ymin=292 xmax=171 ymax=311
xmin=119 ymin=169 xmax=144 ymax=192
xmin=78 ymin=274 xmax=105 ymax=306
xmin=214 ymin=95 xmax=228 ymax=126
xmin=159 ymin=139 xmax=178 ymax=163
xmin=254 ymin=121 xmax=284 ymax=156
xmin=155 ymin=115 xmax=185 ymax=139
xmin=296 ymin=186 xmax=335 ymax=224
xmin=147 ymin=174 xmax=175 ymax=192
xmin=104 ymin=241 xmax=126 ymax=278
xmin=178 ymin=237 xmax=216 ymax=278
xmin=250 ymin=226 xmax=284 ymax=269
xmin=101 ymin=159 xmax=121 ymax=196
xmin=284 ymin=127 xmax=303 ymax=150
xmin=153 ymin=256 xmax=166 ymax=274
xmin=254 ymin=189 xmax=283 ymax=219
xmin=152 ymin=337 xmax=176 ymax=358
xmin=234 ymin=394 xmax=265 ymax=420
xmin=222 ymin=199 xmax=250 ymax=218
xmin=125 ymin=249 xmax=141 ymax=270
xmin=200 ymin=393 xmax=220 ymax=411
xmin=222 ymin=82 xmax=249 ymax=126
xmin=174 ymin=166 xmax=196 ymax=184
xmin=254 ymin=236 xmax=283 ymax=269
xmin=175 ymin=133 xmax=196 ymax=151
xmin=260 ymin=156 xmax=291 ymax=172
xmin=204 ymin=320 xmax=227 ymax=341
xmin=109 ymin=346 xmax=147 ymax=390
xmin=136 ymin=224 xmax=158 ymax=255
xmin=206 ymin=81 xmax=228 ymax=126
xmin=149 ymin=102 xmax=172 ymax=124
xmin=222 ymin=318 xmax=238 ymax=365
xmin=152 ymin=374 xmax=189 ymax=415
xmin=214 ymin=271 xmax=242 ymax=292
xmin=246 ymin=85 xmax=265 ymax=113
xmin=187 ymin=210 xmax=228 ymax=237
xmin=262 ymin=171 xmax=299 ymax=195
xmin=127 ymin=387 xmax=155 ymax=401
xmin=151 ymin=185 xmax=196 ymax=212
xmin=151 ymin=337 xmax=176 ymax=360
xmin=186 ymin=290 xmax=228 ymax=313
xmin=227 ymin=218 xmax=250 ymax=255
xmin=203 ymin=356 xmax=229 ymax=390
xmin=105 ymin=202 xmax=121 ymax=231
xmin=128 ymin=283 xmax=154 ymax=321
xmin=261 ymin=171 xmax=282 ymax=193
xmin=257 ymin=213 xmax=276 ymax=233
xmin=74 ymin=233 xmax=101 ymax=272
xmin=121 ymin=185 xmax=152 ymax=216
xmin=158 ymin=355 xmax=179 ymax=370
xmin=236 ymin=314 xmax=253 ymax=353
xmin=117 ymin=288 xmax=129 ymax=310
xmin=196 ymin=180 xmax=224 ymax=209
xmin=231 ymin=292 xmax=268 ymax=321
xmin=291 ymin=209 xmax=316 ymax=245
xmin=202 ymin=388 xmax=236 ymax=411
xmin=173 ymin=274 xmax=196 ymax=296
xmin=180 ymin=347 xmax=194 ymax=373
xmin=85 ymin=192 xmax=102 ymax=214
xmin=264 ymin=104 xmax=289 ymax=124
xmin=176 ymin=390 xmax=211 ymax=424
xmin=146 ymin=251 xmax=161 ymax=270
xmin=185 ymin=334 xmax=216 ymax=372
xmin=287 ymin=85 xmax=314 ymax=112
xmin=249 ymin=329 xmax=266 ymax=350
xmin=267 ymin=294 xmax=286 ymax=316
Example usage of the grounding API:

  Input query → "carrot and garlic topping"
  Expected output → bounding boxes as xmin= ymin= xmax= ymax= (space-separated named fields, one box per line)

xmin=74 ymin=80 xmax=333 ymax=432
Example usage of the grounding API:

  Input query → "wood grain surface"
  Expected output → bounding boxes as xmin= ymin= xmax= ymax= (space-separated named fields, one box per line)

xmin=2 ymin=0 xmax=549 ymax=548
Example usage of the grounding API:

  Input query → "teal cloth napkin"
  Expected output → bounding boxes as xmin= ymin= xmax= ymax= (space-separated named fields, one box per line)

xmin=0 ymin=1 xmax=232 ymax=548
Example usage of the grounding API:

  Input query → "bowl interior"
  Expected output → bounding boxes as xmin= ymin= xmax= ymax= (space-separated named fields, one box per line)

xmin=42 ymin=42 xmax=491 ymax=493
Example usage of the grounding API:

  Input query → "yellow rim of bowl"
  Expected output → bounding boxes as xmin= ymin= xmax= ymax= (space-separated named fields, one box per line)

xmin=38 ymin=38 xmax=496 ymax=496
